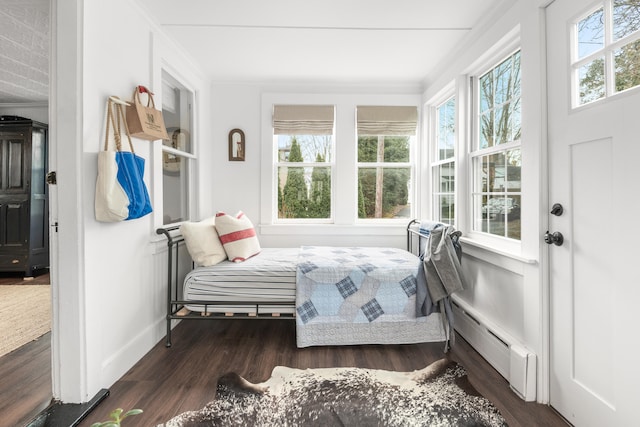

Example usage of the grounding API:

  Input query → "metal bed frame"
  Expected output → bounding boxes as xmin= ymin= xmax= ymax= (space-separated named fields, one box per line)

xmin=156 ymin=219 xmax=427 ymax=348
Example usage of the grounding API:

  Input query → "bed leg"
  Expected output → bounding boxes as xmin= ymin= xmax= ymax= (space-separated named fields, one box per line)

xmin=165 ymin=317 xmax=172 ymax=348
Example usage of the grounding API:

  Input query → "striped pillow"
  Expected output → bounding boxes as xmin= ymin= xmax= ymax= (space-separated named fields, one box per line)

xmin=215 ymin=211 xmax=261 ymax=262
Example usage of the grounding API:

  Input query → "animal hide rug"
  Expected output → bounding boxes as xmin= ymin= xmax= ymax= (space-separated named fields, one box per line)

xmin=161 ymin=358 xmax=507 ymax=426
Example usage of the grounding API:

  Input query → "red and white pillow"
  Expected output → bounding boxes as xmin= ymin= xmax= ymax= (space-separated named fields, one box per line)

xmin=215 ymin=211 xmax=261 ymax=262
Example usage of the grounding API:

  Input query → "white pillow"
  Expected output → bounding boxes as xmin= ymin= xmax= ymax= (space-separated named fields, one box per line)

xmin=179 ymin=217 xmax=227 ymax=266
xmin=215 ymin=211 xmax=261 ymax=262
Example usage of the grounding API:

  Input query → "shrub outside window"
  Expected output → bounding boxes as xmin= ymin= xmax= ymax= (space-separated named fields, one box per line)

xmin=273 ymin=105 xmax=334 ymax=221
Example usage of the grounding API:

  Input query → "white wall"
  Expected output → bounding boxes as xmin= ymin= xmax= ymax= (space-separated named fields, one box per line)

xmin=211 ymin=83 xmax=424 ymax=249
xmin=54 ymin=0 xmax=211 ymax=402
xmin=421 ymin=0 xmax=548 ymax=400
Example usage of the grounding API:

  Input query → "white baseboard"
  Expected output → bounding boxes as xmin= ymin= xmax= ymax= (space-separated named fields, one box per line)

xmin=452 ymin=297 xmax=537 ymax=401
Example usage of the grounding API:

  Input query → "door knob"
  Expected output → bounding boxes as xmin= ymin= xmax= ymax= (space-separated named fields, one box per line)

xmin=544 ymin=230 xmax=564 ymax=246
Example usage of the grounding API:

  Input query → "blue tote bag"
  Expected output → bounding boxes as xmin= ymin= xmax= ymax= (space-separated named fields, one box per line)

xmin=95 ymin=97 xmax=152 ymax=222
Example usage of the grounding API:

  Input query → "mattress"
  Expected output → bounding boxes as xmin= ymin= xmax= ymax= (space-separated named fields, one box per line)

xmin=183 ymin=247 xmax=298 ymax=314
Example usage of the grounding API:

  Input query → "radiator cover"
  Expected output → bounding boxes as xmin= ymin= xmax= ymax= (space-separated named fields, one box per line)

xmin=452 ymin=298 xmax=537 ymax=401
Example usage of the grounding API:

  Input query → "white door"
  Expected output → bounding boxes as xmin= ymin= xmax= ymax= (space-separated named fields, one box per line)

xmin=546 ymin=0 xmax=640 ymax=425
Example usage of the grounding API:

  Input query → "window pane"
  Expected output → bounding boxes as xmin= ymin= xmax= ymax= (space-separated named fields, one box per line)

xmin=578 ymin=8 xmax=604 ymax=58
xmin=358 ymin=136 xmax=410 ymax=163
xmin=358 ymin=167 xmax=411 ymax=219
xmin=162 ymin=71 xmax=193 ymax=225
xmin=579 ymin=57 xmax=605 ymax=104
xmin=163 ymin=159 xmax=189 ymax=224
xmin=478 ymin=51 xmax=520 ymax=149
xmin=437 ymin=194 xmax=455 ymax=225
xmin=434 ymin=162 xmax=455 ymax=193
xmin=278 ymin=166 xmax=331 ymax=219
xmin=479 ymin=152 xmax=506 ymax=192
xmin=437 ymin=97 xmax=455 ymax=160
xmin=506 ymin=149 xmax=522 ymax=192
xmin=278 ymin=135 xmax=332 ymax=163
xmin=613 ymin=0 xmax=640 ymax=41
xmin=477 ymin=194 xmax=521 ymax=239
xmin=614 ymin=39 xmax=640 ymax=93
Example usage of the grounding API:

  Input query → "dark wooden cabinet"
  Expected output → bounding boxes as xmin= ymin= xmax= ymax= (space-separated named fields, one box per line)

xmin=0 ymin=117 xmax=49 ymax=275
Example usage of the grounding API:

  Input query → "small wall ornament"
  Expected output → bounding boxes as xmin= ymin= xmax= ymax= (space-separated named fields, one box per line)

xmin=229 ymin=128 xmax=245 ymax=161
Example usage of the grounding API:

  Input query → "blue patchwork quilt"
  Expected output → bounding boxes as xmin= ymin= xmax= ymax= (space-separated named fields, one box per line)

xmin=295 ymin=246 xmax=427 ymax=344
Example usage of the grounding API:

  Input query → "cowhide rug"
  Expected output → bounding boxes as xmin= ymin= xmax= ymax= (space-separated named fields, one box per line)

xmin=161 ymin=358 xmax=508 ymax=426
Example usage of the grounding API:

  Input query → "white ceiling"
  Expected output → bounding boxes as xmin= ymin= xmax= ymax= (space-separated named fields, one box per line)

xmin=138 ymin=0 xmax=511 ymax=86
xmin=0 ymin=0 xmax=513 ymax=103
xmin=0 ymin=0 xmax=49 ymax=103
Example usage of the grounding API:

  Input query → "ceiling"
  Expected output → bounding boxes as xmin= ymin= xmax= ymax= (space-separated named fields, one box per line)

xmin=0 ymin=0 xmax=49 ymax=103
xmin=138 ymin=0 xmax=511 ymax=87
xmin=0 ymin=0 xmax=513 ymax=103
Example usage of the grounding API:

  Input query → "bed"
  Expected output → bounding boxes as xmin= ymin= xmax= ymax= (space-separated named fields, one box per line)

xmin=156 ymin=219 xmax=463 ymax=348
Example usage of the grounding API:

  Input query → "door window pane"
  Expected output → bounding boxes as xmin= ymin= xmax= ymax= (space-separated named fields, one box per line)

xmin=579 ymin=57 xmax=605 ymax=104
xmin=577 ymin=8 xmax=604 ymax=59
xmin=614 ymin=40 xmax=640 ymax=93
xmin=613 ymin=0 xmax=640 ymax=41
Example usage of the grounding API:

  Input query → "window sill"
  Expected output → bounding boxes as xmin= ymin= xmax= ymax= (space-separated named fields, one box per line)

xmin=460 ymin=236 xmax=537 ymax=274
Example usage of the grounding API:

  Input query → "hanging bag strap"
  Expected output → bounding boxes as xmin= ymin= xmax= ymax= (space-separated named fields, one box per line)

xmin=103 ymin=96 xmax=135 ymax=153
xmin=113 ymin=97 xmax=135 ymax=154
xmin=103 ymin=97 xmax=120 ymax=152
xmin=132 ymin=85 xmax=156 ymax=109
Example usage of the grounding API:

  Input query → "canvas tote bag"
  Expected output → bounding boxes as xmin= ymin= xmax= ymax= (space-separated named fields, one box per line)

xmin=125 ymin=85 xmax=169 ymax=141
xmin=95 ymin=96 xmax=153 ymax=222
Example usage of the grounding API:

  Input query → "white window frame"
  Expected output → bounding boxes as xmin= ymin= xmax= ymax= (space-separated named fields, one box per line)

xmin=260 ymin=93 xmax=421 ymax=235
xmin=273 ymin=129 xmax=336 ymax=224
xmin=468 ymin=47 xmax=522 ymax=248
xmin=428 ymin=90 xmax=457 ymax=226
xmin=153 ymin=65 xmax=199 ymax=230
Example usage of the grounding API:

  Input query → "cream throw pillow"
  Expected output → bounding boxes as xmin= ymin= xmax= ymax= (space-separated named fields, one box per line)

xmin=179 ymin=217 xmax=227 ymax=266
xmin=215 ymin=211 xmax=261 ymax=262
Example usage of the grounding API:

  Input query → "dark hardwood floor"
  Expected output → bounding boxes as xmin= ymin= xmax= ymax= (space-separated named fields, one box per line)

xmin=64 ymin=319 xmax=568 ymax=427
xmin=1 ymin=310 xmax=567 ymax=426
xmin=0 ymin=332 xmax=52 ymax=427
xmin=0 ymin=271 xmax=52 ymax=427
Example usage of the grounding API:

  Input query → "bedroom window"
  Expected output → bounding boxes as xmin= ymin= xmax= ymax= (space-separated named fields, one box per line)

xmin=573 ymin=0 xmax=640 ymax=106
xmin=356 ymin=106 xmax=417 ymax=220
xmin=431 ymin=96 xmax=456 ymax=225
xmin=471 ymin=50 xmax=522 ymax=240
xmin=273 ymin=105 xmax=335 ymax=221
xmin=161 ymin=71 xmax=196 ymax=225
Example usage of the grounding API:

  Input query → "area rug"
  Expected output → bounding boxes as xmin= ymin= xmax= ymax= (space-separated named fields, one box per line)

xmin=161 ymin=358 xmax=508 ymax=426
xmin=0 ymin=285 xmax=51 ymax=357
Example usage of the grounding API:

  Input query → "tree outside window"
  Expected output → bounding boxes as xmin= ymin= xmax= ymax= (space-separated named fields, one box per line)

xmin=356 ymin=106 xmax=417 ymax=220
xmin=576 ymin=0 xmax=640 ymax=105
xmin=472 ymin=50 xmax=522 ymax=240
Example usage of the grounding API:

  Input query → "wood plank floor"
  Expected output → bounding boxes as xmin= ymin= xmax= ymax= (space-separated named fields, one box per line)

xmin=67 ymin=319 xmax=568 ymax=427
xmin=0 ymin=271 xmax=53 ymax=427
xmin=0 ymin=332 xmax=52 ymax=427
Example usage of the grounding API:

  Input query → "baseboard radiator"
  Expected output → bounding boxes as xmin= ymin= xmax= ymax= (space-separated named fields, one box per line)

xmin=451 ymin=297 xmax=537 ymax=401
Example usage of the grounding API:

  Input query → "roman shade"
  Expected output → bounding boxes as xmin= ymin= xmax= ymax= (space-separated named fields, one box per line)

xmin=273 ymin=105 xmax=335 ymax=135
xmin=357 ymin=106 xmax=418 ymax=136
